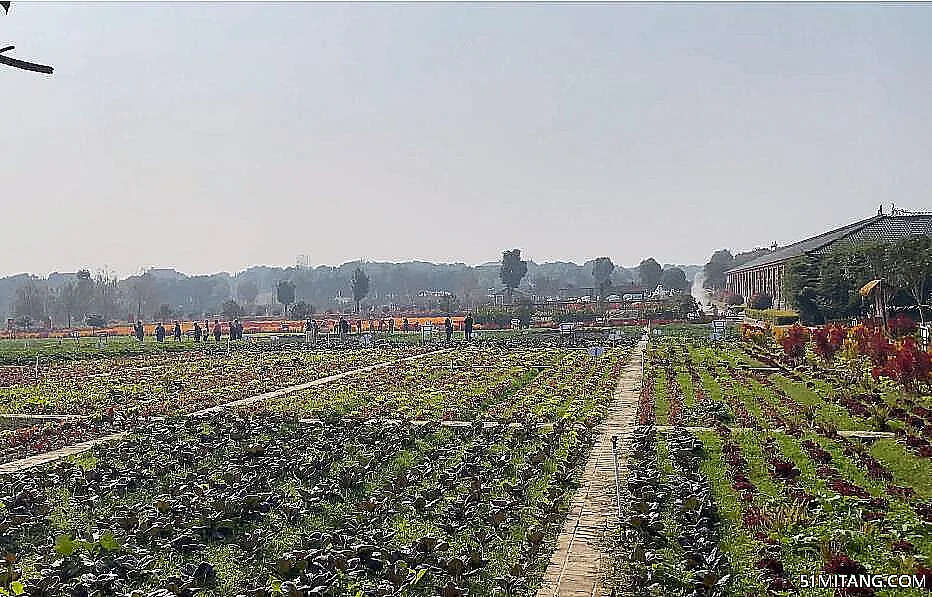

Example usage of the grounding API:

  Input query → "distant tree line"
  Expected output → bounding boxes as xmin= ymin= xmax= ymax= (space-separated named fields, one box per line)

xmin=2 ymin=253 xmax=702 ymax=327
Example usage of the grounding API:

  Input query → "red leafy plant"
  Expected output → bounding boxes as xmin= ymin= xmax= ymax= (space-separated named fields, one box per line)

xmin=812 ymin=324 xmax=847 ymax=363
xmin=780 ymin=325 xmax=809 ymax=363
xmin=871 ymin=337 xmax=932 ymax=391
xmin=888 ymin=314 xmax=917 ymax=339
xmin=823 ymin=554 xmax=875 ymax=596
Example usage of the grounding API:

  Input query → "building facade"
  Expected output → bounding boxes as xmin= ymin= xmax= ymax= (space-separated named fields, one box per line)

xmin=726 ymin=209 xmax=932 ymax=310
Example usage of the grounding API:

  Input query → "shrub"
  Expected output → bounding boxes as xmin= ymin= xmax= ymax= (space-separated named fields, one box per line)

xmin=746 ymin=309 xmax=800 ymax=326
xmin=222 ymin=300 xmax=245 ymax=319
xmin=289 ymin=301 xmax=315 ymax=321
xmin=748 ymin=292 xmax=773 ymax=310
xmin=740 ymin=323 xmax=770 ymax=347
xmin=84 ymin=314 xmax=106 ymax=328
xmin=724 ymin=292 xmax=744 ymax=306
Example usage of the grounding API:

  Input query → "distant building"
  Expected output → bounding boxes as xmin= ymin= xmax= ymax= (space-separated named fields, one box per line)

xmin=726 ymin=209 xmax=932 ymax=309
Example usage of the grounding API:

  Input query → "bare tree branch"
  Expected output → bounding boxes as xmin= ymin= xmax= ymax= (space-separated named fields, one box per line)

xmin=1 ymin=2 xmax=54 ymax=74
xmin=0 ymin=46 xmax=53 ymax=74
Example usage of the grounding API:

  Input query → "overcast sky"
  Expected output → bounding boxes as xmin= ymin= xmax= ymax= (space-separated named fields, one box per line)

xmin=2 ymin=2 xmax=930 ymax=277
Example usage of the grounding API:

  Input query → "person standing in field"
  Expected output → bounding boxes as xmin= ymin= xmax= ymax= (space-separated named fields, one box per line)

xmin=155 ymin=322 xmax=166 ymax=342
xmin=193 ymin=321 xmax=202 ymax=343
xmin=402 ymin=318 xmax=409 ymax=333
xmin=213 ymin=320 xmax=222 ymax=342
xmin=339 ymin=317 xmax=349 ymax=342
xmin=464 ymin=314 xmax=474 ymax=342
xmin=134 ymin=320 xmax=144 ymax=342
xmin=445 ymin=316 xmax=453 ymax=343
xmin=204 ymin=320 xmax=211 ymax=341
xmin=173 ymin=321 xmax=182 ymax=342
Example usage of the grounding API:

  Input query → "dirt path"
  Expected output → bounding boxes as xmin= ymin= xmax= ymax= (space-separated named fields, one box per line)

xmin=188 ymin=348 xmax=451 ymax=416
xmin=0 ymin=432 xmax=128 ymax=474
xmin=536 ymin=338 xmax=647 ymax=597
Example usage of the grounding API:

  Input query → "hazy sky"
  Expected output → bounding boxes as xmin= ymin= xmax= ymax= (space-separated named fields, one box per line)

xmin=2 ymin=2 xmax=930 ymax=277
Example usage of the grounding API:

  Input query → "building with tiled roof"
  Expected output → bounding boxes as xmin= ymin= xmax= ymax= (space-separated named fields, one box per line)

xmin=726 ymin=208 xmax=932 ymax=309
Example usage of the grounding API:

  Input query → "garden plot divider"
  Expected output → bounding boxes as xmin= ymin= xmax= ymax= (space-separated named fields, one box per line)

xmin=537 ymin=338 xmax=646 ymax=597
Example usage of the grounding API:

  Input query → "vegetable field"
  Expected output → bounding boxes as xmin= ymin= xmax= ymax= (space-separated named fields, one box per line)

xmin=612 ymin=335 xmax=932 ymax=597
xmin=0 ymin=338 xmax=635 ymax=597
xmin=4 ymin=325 xmax=932 ymax=597
xmin=0 ymin=347 xmax=430 ymax=465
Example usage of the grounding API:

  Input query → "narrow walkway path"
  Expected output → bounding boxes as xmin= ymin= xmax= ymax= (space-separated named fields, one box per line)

xmin=0 ymin=432 xmax=127 ymax=474
xmin=536 ymin=338 xmax=646 ymax=597
xmin=188 ymin=348 xmax=450 ymax=416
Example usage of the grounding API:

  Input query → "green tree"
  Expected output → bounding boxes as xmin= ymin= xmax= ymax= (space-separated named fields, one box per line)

xmin=75 ymin=269 xmax=94 ymax=318
xmin=276 ymin=280 xmax=296 ymax=316
xmin=531 ymin=274 xmax=558 ymax=297
xmin=126 ymin=272 xmax=154 ymax=320
xmin=659 ymin=267 xmax=689 ymax=293
xmin=222 ymin=299 xmax=244 ymax=319
xmin=351 ymin=267 xmax=370 ymax=314
xmin=289 ymin=300 xmax=315 ymax=320
xmin=784 ymin=248 xmax=863 ymax=325
xmin=500 ymin=249 xmax=528 ymax=303
xmin=748 ymin=292 xmax=773 ymax=310
xmin=638 ymin=258 xmax=662 ymax=291
xmin=236 ymin=280 xmax=259 ymax=305
xmin=55 ymin=281 xmax=79 ymax=327
xmin=890 ymin=235 xmax=932 ymax=324
xmin=669 ymin=294 xmax=700 ymax=318
xmin=514 ymin=299 xmax=535 ymax=327
xmin=784 ymin=256 xmax=822 ymax=324
xmin=12 ymin=280 xmax=46 ymax=325
xmin=92 ymin=270 xmax=121 ymax=324
xmin=156 ymin=304 xmax=172 ymax=321
xmin=703 ymin=250 xmax=734 ymax=290
xmin=591 ymin=257 xmax=615 ymax=300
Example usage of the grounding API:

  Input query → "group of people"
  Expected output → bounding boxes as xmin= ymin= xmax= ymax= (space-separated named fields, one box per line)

xmin=301 ymin=317 xmax=352 ymax=343
xmin=297 ymin=314 xmax=476 ymax=343
xmin=150 ymin=321 xmax=183 ymax=343
xmin=133 ymin=319 xmax=244 ymax=343
xmin=132 ymin=314 xmax=477 ymax=344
